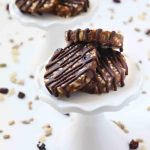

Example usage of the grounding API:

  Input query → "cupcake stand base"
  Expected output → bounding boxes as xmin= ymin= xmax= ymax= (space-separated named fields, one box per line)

xmin=36 ymin=57 xmax=143 ymax=150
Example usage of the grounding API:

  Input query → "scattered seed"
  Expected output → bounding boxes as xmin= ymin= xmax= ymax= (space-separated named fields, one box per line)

xmin=3 ymin=134 xmax=11 ymax=139
xmin=113 ymin=121 xmax=129 ymax=133
xmin=64 ymin=113 xmax=70 ymax=116
xmin=134 ymin=28 xmax=141 ymax=32
xmin=0 ymin=63 xmax=7 ymax=68
xmin=8 ymin=88 xmax=15 ymax=96
xmin=128 ymin=17 xmax=133 ymax=23
xmin=8 ymin=120 xmax=15 ymax=126
xmin=29 ymin=75 xmax=34 ymax=79
xmin=140 ymin=144 xmax=147 ymax=150
xmin=16 ymin=80 xmax=25 ymax=85
xmin=21 ymin=118 xmax=34 ymax=125
xmin=138 ymin=60 xmax=142 ymax=64
xmin=113 ymin=0 xmax=121 ymax=3
xmin=138 ymin=12 xmax=147 ymax=21
xmin=44 ymin=128 xmax=52 ymax=137
xmin=137 ymin=39 xmax=143 ymax=42
xmin=28 ymin=37 xmax=34 ymax=41
xmin=39 ymin=136 xmax=46 ymax=143
xmin=29 ymin=118 xmax=34 ymax=122
xmin=129 ymin=140 xmax=139 ymax=149
xmin=10 ymin=72 xmax=24 ymax=85
xmin=42 ymin=124 xmax=51 ymax=129
xmin=0 ymin=94 xmax=5 ymax=101
xmin=0 ymin=130 xmax=3 ymax=133
xmin=142 ymin=91 xmax=147 ymax=94
xmin=10 ymin=72 xmax=17 ymax=83
xmin=18 ymin=92 xmax=25 ymax=99
xmin=37 ymin=142 xmax=46 ymax=150
xmin=136 ymin=138 xmax=144 ymax=143
xmin=9 ymin=39 xmax=14 ymax=43
xmin=145 ymin=29 xmax=150 ymax=36
xmin=35 ymin=96 xmax=39 ymax=100
xmin=0 ymin=88 xmax=9 ymax=94
xmin=6 ymin=4 xmax=9 ymax=12
xmin=28 ymin=101 xmax=33 ymax=110
xmin=147 ymin=106 xmax=150 ymax=111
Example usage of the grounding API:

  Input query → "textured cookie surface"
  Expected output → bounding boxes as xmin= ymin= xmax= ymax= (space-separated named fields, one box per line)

xmin=44 ymin=43 xmax=98 ymax=97
xmin=81 ymin=48 xmax=128 ymax=94
xmin=66 ymin=29 xmax=123 ymax=51
xmin=15 ymin=0 xmax=59 ymax=14
xmin=55 ymin=0 xmax=89 ymax=17
xmin=15 ymin=0 xmax=89 ymax=17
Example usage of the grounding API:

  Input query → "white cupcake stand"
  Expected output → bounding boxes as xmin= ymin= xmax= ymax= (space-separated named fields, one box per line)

xmin=9 ymin=0 xmax=99 ymax=73
xmin=36 ymin=58 xmax=143 ymax=150
xmin=10 ymin=1 xmax=143 ymax=150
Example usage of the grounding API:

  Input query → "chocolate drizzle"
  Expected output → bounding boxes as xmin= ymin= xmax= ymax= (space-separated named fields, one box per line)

xmin=82 ymin=48 xmax=128 ymax=94
xmin=16 ymin=0 xmax=89 ymax=17
xmin=44 ymin=43 xmax=98 ymax=97
xmin=16 ymin=0 xmax=58 ymax=14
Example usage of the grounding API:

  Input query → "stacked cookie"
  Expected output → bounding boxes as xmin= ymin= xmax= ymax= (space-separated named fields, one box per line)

xmin=15 ymin=0 xmax=89 ymax=17
xmin=44 ymin=28 xmax=128 ymax=97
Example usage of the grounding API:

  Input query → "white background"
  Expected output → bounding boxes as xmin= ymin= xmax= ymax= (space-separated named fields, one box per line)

xmin=0 ymin=0 xmax=150 ymax=150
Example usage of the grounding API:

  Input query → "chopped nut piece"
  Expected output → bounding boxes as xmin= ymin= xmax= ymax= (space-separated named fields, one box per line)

xmin=42 ymin=124 xmax=51 ymax=129
xmin=28 ymin=101 xmax=33 ymax=110
xmin=113 ymin=121 xmax=129 ymax=133
xmin=39 ymin=136 xmax=46 ymax=143
xmin=44 ymin=127 xmax=52 ymax=137
xmin=16 ymin=80 xmax=25 ymax=85
xmin=8 ymin=88 xmax=15 ymax=96
xmin=0 ymin=94 xmax=5 ymax=101
xmin=8 ymin=120 xmax=15 ymax=126
xmin=10 ymin=72 xmax=17 ymax=83
xmin=3 ymin=134 xmax=11 ymax=139
xmin=136 ymin=138 xmax=144 ymax=143
xmin=138 ymin=12 xmax=147 ymax=21
xmin=147 ymin=106 xmax=150 ymax=111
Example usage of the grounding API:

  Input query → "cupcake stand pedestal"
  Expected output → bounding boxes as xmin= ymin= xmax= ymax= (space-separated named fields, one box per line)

xmin=36 ymin=58 xmax=143 ymax=150
xmin=9 ymin=0 xmax=99 ymax=73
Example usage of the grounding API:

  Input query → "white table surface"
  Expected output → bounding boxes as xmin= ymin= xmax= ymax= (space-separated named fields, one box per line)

xmin=0 ymin=0 xmax=150 ymax=150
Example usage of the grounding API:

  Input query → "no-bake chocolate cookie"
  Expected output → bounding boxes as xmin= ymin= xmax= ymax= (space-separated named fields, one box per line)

xmin=44 ymin=28 xmax=128 ymax=98
xmin=15 ymin=0 xmax=59 ymax=14
xmin=15 ymin=0 xmax=89 ymax=17
xmin=66 ymin=29 xmax=123 ymax=51
xmin=82 ymin=48 xmax=128 ymax=94
xmin=44 ymin=43 xmax=99 ymax=97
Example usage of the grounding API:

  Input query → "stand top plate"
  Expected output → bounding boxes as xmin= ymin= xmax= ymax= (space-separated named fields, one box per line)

xmin=36 ymin=57 xmax=143 ymax=115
